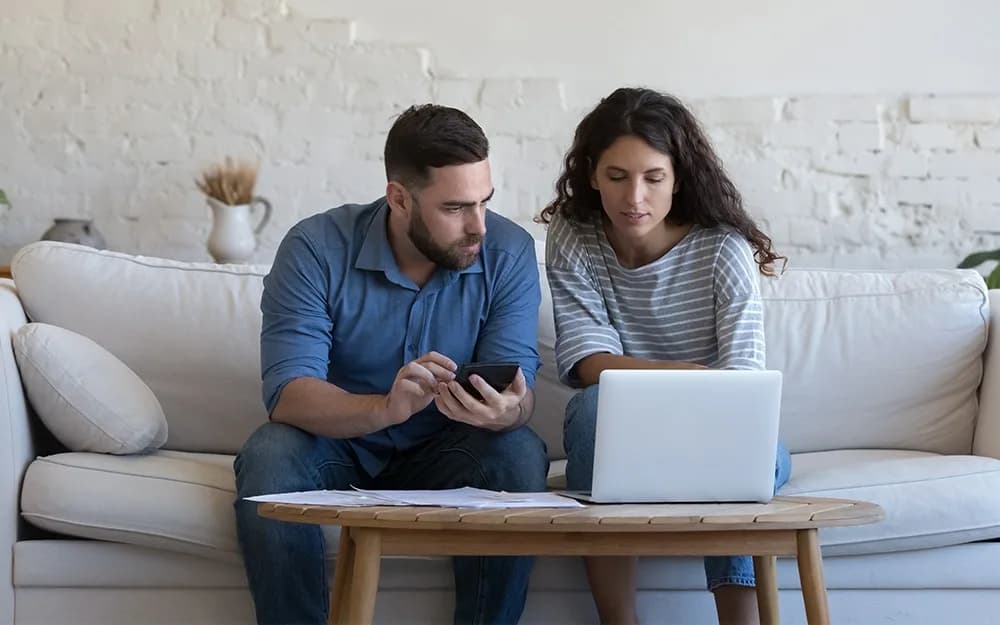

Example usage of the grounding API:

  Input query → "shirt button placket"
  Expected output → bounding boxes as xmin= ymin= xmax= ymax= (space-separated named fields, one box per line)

xmin=406 ymin=297 xmax=422 ymax=360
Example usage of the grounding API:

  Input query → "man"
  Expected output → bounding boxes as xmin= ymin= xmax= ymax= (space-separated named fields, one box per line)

xmin=234 ymin=104 xmax=549 ymax=625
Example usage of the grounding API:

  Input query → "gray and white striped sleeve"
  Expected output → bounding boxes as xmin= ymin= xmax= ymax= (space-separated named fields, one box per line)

xmin=545 ymin=218 xmax=622 ymax=386
xmin=712 ymin=233 xmax=766 ymax=370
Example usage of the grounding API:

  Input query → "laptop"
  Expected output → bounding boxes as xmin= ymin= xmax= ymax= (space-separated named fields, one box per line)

xmin=563 ymin=369 xmax=783 ymax=504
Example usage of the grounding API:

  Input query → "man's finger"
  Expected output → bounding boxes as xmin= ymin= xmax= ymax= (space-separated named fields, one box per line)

xmin=397 ymin=378 xmax=432 ymax=396
xmin=506 ymin=368 xmax=527 ymax=397
xmin=436 ymin=385 xmax=474 ymax=424
xmin=448 ymin=380 xmax=495 ymax=418
xmin=423 ymin=361 xmax=457 ymax=382
xmin=402 ymin=361 xmax=437 ymax=386
xmin=469 ymin=374 xmax=502 ymax=403
xmin=418 ymin=351 xmax=457 ymax=373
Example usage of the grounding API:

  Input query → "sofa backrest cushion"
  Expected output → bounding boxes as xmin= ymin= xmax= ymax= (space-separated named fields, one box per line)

xmin=11 ymin=242 xmax=990 ymax=458
xmin=759 ymin=268 xmax=988 ymax=454
xmin=534 ymin=242 xmax=574 ymax=459
xmin=13 ymin=242 xmax=269 ymax=454
xmin=11 ymin=241 xmax=575 ymax=458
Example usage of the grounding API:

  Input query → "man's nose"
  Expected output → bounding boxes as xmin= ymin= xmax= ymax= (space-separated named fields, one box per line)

xmin=466 ymin=206 xmax=487 ymax=235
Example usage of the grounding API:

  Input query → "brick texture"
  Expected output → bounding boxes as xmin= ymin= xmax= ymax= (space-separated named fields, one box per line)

xmin=1 ymin=2 xmax=999 ymax=269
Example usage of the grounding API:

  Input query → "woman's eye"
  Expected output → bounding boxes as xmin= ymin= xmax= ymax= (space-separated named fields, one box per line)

xmin=608 ymin=175 xmax=626 ymax=182
xmin=646 ymin=178 xmax=665 ymax=184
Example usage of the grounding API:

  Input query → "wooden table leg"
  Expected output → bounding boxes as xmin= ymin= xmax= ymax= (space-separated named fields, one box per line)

xmin=796 ymin=529 xmax=830 ymax=625
xmin=753 ymin=555 xmax=780 ymax=625
xmin=346 ymin=527 xmax=382 ymax=625
xmin=329 ymin=527 xmax=356 ymax=625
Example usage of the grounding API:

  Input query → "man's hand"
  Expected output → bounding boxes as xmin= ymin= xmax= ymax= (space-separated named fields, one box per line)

xmin=435 ymin=367 xmax=528 ymax=431
xmin=383 ymin=352 xmax=457 ymax=426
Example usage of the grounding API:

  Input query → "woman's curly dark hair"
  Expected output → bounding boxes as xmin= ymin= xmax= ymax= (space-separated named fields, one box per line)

xmin=538 ymin=87 xmax=785 ymax=275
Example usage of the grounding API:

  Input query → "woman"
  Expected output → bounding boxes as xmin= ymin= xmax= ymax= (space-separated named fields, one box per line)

xmin=539 ymin=87 xmax=791 ymax=625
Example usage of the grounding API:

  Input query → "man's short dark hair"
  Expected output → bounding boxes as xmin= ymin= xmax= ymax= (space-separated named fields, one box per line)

xmin=384 ymin=104 xmax=489 ymax=189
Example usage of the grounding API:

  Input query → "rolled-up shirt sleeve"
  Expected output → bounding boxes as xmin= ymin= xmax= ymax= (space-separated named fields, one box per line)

xmin=545 ymin=217 xmax=623 ymax=386
xmin=260 ymin=225 xmax=334 ymax=414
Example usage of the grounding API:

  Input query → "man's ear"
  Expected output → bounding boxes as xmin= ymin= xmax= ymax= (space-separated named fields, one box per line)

xmin=385 ymin=181 xmax=410 ymax=214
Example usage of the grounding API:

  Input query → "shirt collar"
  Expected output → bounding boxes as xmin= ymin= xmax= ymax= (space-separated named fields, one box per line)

xmin=354 ymin=199 xmax=394 ymax=272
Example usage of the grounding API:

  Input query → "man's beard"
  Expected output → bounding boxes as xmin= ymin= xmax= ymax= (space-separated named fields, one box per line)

xmin=408 ymin=204 xmax=483 ymax=271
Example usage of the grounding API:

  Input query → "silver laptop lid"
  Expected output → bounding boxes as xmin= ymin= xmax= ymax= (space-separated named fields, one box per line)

xmin=591 ymin=369 xmax=782 ymax=503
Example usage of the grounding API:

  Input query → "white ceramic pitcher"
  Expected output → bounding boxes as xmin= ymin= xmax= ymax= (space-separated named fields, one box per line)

xmin=206 ymin=196 xmax=272 ymax=263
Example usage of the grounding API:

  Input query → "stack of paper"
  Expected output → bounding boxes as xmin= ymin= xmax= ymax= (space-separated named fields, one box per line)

xmin=247 ymin=486 xmax=584 ymax=509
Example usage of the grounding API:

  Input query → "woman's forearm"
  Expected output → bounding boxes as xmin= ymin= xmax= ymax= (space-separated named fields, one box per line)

xmin=573 ymin=353 xmax=706 ymax=388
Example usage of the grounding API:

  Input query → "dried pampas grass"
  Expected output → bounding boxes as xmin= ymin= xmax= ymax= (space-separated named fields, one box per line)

xmin=196 ymin=157 xmax=258 ymax=206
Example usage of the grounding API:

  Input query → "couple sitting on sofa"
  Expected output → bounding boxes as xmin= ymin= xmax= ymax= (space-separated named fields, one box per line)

xmin=236 ymin=87 xmax=788 ymax=625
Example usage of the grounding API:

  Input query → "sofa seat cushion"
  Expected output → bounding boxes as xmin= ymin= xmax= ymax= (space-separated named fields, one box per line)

xmin=21 ymin=451 xmax=268 ymax=562
xmin=20 ymin=451 xmax=574 ymax=561
xmin=25 ymin=449 xmax=1000 ymax=561
xmin=546 ymin=449 xmax=1000 ymax=555
xmin=784 ymin=449 xmax=1000 ymax=554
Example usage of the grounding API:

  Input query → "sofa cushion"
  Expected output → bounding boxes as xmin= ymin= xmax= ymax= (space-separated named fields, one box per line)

xmin=13 ymin=322 xmax=168 ymax=454
xmin=532 ymin=257 xmax=989 ymax=460
xmin=22 ymin=448 xmax=1000 ymax=561
xmin=20 ymin=451 xmax=248 ymax=561
xmin=18 ymin=451 xmax=310 ymax=562
xmin=11 ymin=240 xmax=572 ymax=459
xmin=760 ymin=268 xmax=987 ymax=454
xmin=12 ymin=242 xmax=270 ymax=454
xmin=533 ymin=239 xmax=574 ymax=460
xmin=19 ymin=450 xmax=571 ymax=561
xmin=545 ymin=449 xmax=1000 ymax=555
xmin=782 ymin=449 xmax=1000 ymax=555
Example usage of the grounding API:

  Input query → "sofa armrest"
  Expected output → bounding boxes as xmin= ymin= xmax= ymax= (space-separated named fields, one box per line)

xmin=974 ymin=290 xmax=1000 ymax=458
xmin=0 ymin=279 xmax=33 ymax=613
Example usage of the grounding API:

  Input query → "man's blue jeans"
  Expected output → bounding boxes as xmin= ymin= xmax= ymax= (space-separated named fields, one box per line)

xmin=234 ymin=421 xmax=549 ymax=625
xmin=563 ymin=384 xmax=792 ymax=590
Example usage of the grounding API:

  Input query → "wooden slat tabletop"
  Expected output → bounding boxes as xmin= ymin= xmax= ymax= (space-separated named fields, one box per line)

xmin=259 ymin=495 xmax=883 ymax=532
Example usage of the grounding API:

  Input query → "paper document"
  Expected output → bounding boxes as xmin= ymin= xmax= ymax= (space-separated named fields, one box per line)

xmin=247 ymin=486 xmax=584 ymax=509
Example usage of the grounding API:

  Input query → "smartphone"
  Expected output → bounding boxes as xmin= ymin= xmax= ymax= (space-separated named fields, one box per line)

xmin=455 ymin=362 xmax=520 ymax=400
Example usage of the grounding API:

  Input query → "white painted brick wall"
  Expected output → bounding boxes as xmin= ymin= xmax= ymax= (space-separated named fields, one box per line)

xmin=2 ymin=2 xmax=1000 ymax=270
xmin=910 ymin=96 xmax=1000 ymax=123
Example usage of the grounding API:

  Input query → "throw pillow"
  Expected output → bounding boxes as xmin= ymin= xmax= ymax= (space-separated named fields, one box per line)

xmin=13 ymin=322 xmax=168 ymax=454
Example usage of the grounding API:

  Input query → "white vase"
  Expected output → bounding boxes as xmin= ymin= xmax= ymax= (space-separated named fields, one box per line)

xmin=206 ymin=196 xmax=272 ymax=263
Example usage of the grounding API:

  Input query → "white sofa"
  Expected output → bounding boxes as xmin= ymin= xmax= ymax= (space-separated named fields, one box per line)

xmin=4 ymin=240 xmax=1000 ymax=625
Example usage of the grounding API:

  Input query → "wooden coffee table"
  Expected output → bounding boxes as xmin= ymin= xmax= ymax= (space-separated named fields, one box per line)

xmin=259 ymin=495 xmax=882 ymax=625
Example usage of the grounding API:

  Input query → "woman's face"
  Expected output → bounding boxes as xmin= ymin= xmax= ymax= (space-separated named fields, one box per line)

xmin=591 ymin=135 xmax=677 ymax=239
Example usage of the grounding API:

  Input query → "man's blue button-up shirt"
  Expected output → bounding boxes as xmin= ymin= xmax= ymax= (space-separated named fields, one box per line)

xmin=260 ymin=198 xmax=541 ymax=476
